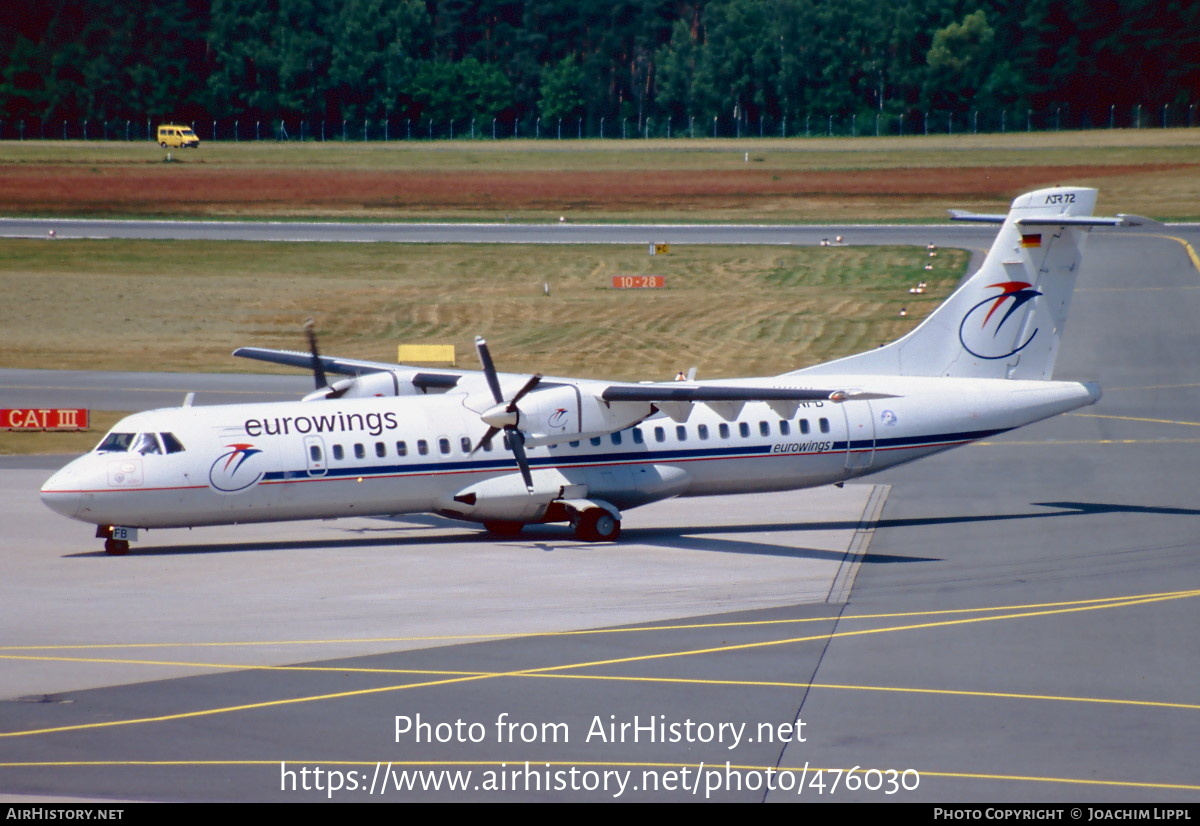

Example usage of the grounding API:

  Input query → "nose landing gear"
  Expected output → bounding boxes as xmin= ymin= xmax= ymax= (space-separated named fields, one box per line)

xmin=97 ymin=525 xmax=136 ymax=555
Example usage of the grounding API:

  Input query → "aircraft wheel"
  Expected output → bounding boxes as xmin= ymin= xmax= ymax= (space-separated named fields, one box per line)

xmin=575 ymin=509 xmax=620 ymax=542
xmin=104 ymin=538 xmax=130 ymax=556
xmin=484 ymin=520 xmax=524 ymax=538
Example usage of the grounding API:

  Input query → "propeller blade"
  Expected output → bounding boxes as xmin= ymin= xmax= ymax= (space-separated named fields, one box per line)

xmin=506 ymin=374 xmax=543 ymax=412
xmin=507 ymin=429 xmax=534 ymax=491
xmin=475 ymin=336 xmax=504 ymax=404
xmin=304 ymin=319 xmax=328 ymax=391
xmin=469 ymin=426 xmax=501 ymax=456
xmin=472 ymin=335 xmax=538 ymax=491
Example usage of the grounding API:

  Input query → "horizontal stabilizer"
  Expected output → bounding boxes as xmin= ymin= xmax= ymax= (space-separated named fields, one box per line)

xmin=1016 ymin=215 xmax=1124 ymax=227
xmin=949 ymin=209 xmax=1006 ymax=223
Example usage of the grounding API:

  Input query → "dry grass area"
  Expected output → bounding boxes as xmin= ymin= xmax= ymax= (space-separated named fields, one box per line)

xmin=0 ymin=163 xmax=1180 ymax=220
xmin=1 ymin=129 xmax=1197 ymax=220
xmin=0 ymin=239 xmax=964 ymax=381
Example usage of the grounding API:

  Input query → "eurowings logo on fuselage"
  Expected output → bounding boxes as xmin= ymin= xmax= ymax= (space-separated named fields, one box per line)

xmin=958 ymin=281 xmax=1042 ymax=360
xmin=209 ymin=443 xmax=264 ymax=493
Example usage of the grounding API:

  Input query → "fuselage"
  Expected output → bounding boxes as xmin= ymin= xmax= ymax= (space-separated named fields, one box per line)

xmin=40 ymin=373 xmax=1099 ymax=531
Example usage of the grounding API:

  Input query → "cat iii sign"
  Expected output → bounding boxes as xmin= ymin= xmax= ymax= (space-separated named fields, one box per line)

xmin=2 ymin=408 xmax=89 ymax=430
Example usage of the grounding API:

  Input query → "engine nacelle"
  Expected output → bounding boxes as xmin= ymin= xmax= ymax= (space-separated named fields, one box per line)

xmin=511 ymin=386 xmax=653 ymax=446
xmin=302 ymin=370 xmax=425 ymax=401
xmin=436 ymin=470 xmax=583 ymax=523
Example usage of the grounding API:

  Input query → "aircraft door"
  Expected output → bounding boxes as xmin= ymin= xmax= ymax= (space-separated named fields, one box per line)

xmin=304 ymin=435 xmax=328 ymax=477
xmin=841 ymin=400 xmax=875 ymax=470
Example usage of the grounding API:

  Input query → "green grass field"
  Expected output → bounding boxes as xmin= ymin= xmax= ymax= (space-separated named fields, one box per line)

xmin=4 ymin=129 xmax=1198 ymax=170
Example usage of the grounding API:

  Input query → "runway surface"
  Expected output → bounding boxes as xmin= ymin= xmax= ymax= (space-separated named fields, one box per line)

xmin=2 ymin=223 xmax=1198 ymax=802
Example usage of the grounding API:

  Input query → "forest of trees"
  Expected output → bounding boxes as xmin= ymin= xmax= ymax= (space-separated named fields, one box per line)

xmin=1 ymin=0 xmax=1197 ymax=139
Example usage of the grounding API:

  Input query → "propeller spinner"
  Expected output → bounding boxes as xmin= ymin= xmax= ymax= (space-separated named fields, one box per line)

xmin=471 ymin=336 xmax=541 ymax=491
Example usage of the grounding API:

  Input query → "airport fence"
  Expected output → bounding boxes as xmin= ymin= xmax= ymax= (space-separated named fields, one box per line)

xmin=1 ymin=104 xmax=1197 ymax=143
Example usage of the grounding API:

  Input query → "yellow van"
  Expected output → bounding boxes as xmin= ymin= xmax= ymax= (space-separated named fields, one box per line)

xmin=156 ymin=124 xmax=200 ymax=148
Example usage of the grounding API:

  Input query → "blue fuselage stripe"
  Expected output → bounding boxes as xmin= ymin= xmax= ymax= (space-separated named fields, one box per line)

xmin=261 ymin=427 xmax=1009 ymax=482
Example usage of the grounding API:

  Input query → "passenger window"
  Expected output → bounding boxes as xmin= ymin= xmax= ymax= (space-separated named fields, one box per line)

xmin=799 ymin=419 xmax=810 ymax=435
xmin=396 ymin=441 xmax=407 ymax=456
xmin=611 ymin=432 xmax=622 ymax=446
xmin=698 ymin=424 xmax=709 ymax=440
xmin=738 ymin=422 xmax=750 ymax=438
xmin=819 ymin=417 xmax=831 ymax=434
xmin=461 ymin=436 xmax=472 ymax=453
xmin=309 ymin=445 xmax=321 ymax=463
xmin=587 ymin=436 xmax=600 ymax=446
xmin=333 ymin=444 xmax=344 ymax=460
xmin=417 ymin=440 xmax=429 ymax=455
xmin=676 ymin=425 xmax=687 ymax=441
xmin=654 ymin=427 xmax=665 ymax=442
xmin=375 ymin=442 xmax=386 ymax=458
xmin=160 ymin=432 xmax=185 ymax=453
xmin=779 ymin=421 xmax=790 ymax=436
xmin=354 ymin=443 xmax=365 ymax=459
xmin=569 ymin=440 xmax=580 ymax=448
xmin=759 ymin=421 xmax=770 ymax=437
xmin=632 ymin=429 xmax=644 ymax=445
xmin=438 ymin=438 xmax=450 ymax=455
xmin=718 ymin=423 xmax=730 ymax=439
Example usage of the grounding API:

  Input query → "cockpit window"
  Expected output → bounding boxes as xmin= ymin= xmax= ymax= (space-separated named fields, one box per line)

xmin=97 ymin=432 xmax=172 ymax=454
xmin=96 ymin=432 xmax=135 ymax=453
xmin=131 ymin=432 xmax=162 ymax=454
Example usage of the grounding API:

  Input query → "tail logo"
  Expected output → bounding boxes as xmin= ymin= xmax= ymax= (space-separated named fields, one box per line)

xmin=209 ymin=443 xmax=264 ymax=492
xmin=958 ymin=281 xmax=1042 ymax=360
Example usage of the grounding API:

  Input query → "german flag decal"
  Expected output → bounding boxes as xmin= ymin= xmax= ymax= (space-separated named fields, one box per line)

xmin=1020 ymin=233 xmax=1042 ymax=248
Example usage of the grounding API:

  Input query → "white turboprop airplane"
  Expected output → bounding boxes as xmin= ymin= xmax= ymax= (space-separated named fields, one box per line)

xmin=42 ymin=187 xmax=1142 ymax=554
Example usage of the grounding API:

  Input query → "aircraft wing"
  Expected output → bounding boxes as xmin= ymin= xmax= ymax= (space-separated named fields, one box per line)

xmin=599 ymin=383 xmax=895 ymax=403
xmin=234 ymin=346 xmax=403 ymax=375
xmin=232 ymin=347 xmax=463 ymax=391
xmin=233 ymin=346 xmax=896 ymax=409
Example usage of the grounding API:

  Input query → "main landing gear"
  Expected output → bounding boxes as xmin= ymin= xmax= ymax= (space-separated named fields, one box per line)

xmin=481 ymin=507 xmax=622 ymax=542
xmin=572 ymin=508 xmax=621 ymax=542
xmin=484 ymin=520 xmax=525 ymax=538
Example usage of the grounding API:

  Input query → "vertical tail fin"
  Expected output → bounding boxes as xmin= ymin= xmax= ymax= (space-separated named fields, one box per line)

xmin=797 ymin=186 xmax=1127 ymax=380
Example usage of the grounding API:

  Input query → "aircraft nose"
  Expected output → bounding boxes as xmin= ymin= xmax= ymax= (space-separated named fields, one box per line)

xmin=41 ymin=465 xmax=84 ymax=519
